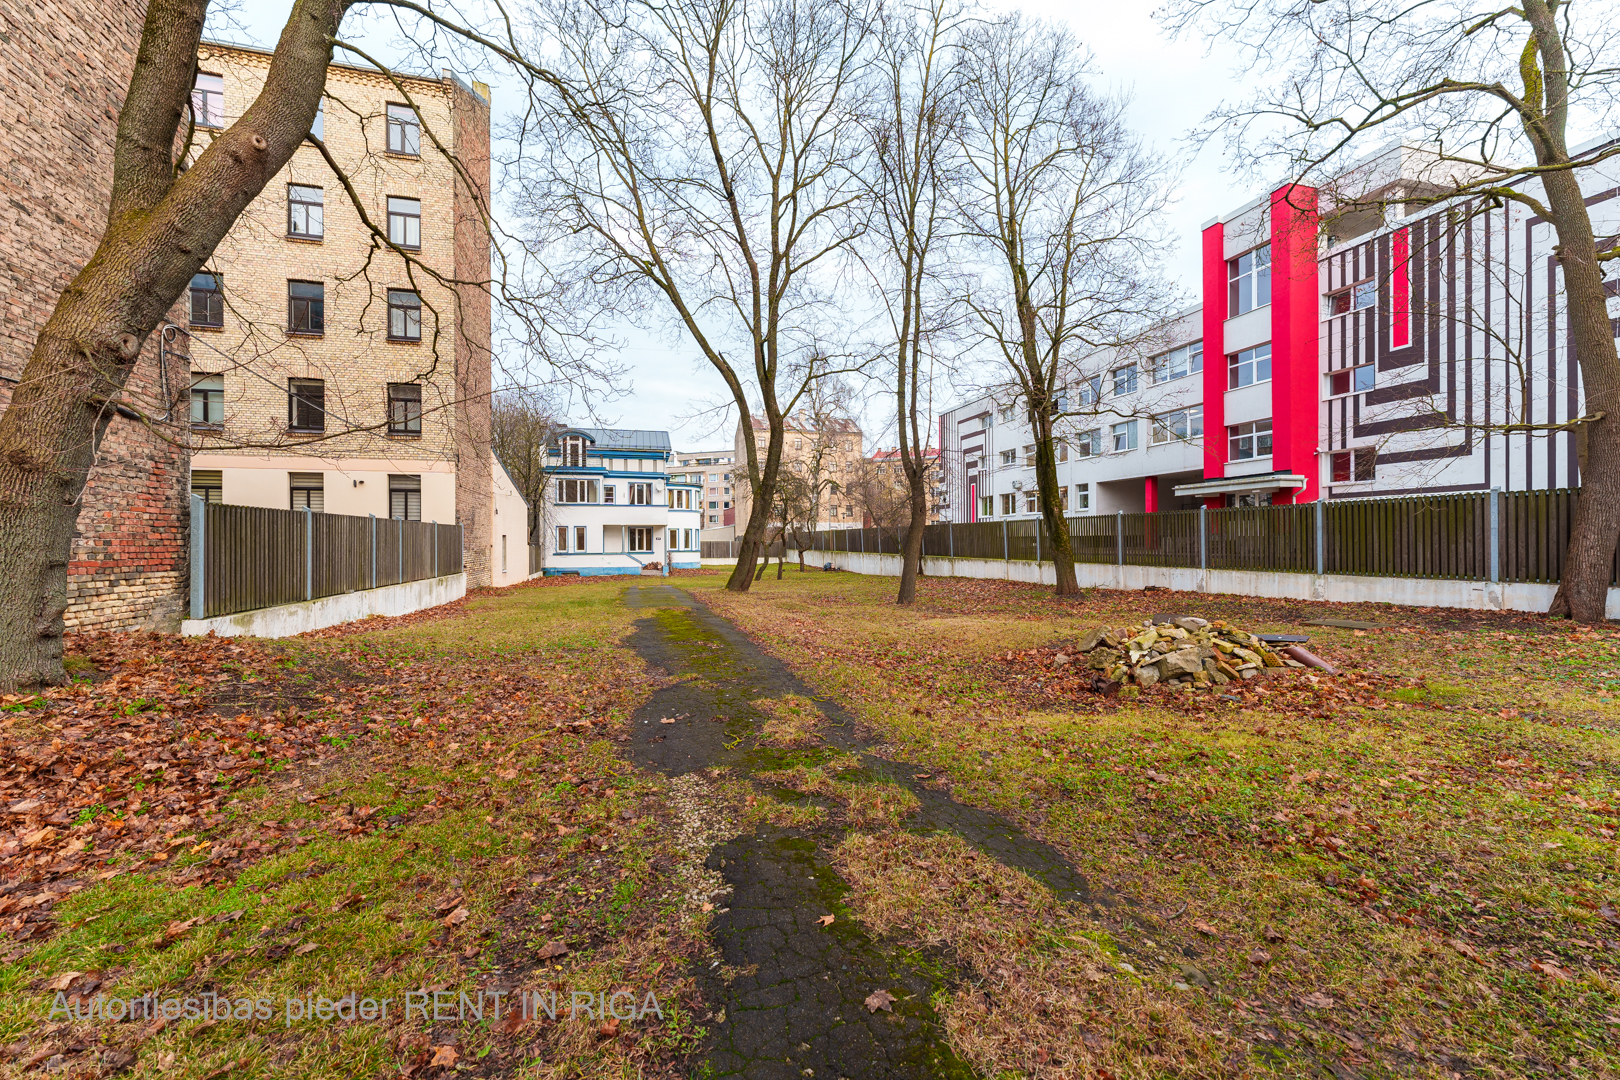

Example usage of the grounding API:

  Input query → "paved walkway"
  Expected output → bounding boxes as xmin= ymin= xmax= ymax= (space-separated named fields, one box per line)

xmin=621 ymin=585 xmax=1100 ymax=1079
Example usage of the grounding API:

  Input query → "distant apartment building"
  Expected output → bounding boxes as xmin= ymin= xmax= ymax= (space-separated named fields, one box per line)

xmin=671 ymin=447 xmax=735 ymax=533
xmin=940 ymin=140 xmax=1620 ymax=521
xmin=861 ymin=447 xmax=947 ymax=526
xmin=182 ymin=41 xmax=500 ymax=586
xmin=539 ymin=427 xmax=701 ymax=574
xmin=732 ymin=414 xmax=865 ymax=531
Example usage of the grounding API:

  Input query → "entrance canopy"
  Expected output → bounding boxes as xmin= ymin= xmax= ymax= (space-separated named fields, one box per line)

xmin=1171 ymin=471 xmax=1307 ymax=499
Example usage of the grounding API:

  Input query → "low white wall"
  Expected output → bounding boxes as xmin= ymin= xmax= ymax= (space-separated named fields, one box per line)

xmin=824 ymin=552 xmax=1616 ymax=617
xmin=182 ymin=573 xmax=467 ymax=638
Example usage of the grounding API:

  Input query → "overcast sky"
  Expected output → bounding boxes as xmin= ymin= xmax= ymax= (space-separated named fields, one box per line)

xmin=223 ymin=1 xmax=1251 ymax=452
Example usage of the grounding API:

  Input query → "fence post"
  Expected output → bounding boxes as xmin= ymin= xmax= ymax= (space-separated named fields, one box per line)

xmin=1036 ymin=519 xmax=1041 ymax=564
xmin=432 ymin=520 xmax=438 ymax=577
xmin=304 ymin=505 xmax=313 ymax=602
xmin=1116 ymin=511 xmax=1124 ymax=565
xmin=370 ymin=514 xmax=377 ymax=589
xmin=949 ymin=521 xmax=955 ymax=559
xmin=1199 ymin=505 xmax=1207 ymax=571
xmin=1002 ymin=519 xmax=1009 ymax=561
xmin=1489 ymin=487 xmax=1501 ymax=584
xmin=1314 ymin=498 xmax=1326 ymax=576
xmin=399 ymin=519 xmax=404 ymax=583
xmin=189 ymin=494 xmax=205 ymax=620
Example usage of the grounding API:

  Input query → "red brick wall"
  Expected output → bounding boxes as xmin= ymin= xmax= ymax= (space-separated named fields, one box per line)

xmin=0 ymin=0 xmax=191 ymax=632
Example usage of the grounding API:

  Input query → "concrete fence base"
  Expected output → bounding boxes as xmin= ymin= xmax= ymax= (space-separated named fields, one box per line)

xmin=824 ymin=551 xmax=1620 ymax=618
xmin=181 ymin=572 xmax=467 ymax=638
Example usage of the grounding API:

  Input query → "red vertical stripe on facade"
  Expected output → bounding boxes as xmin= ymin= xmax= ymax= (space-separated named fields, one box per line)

xmin=1201 ymin=219 xmax=1227 ymax=502
xmin=1268 ymin=185 xmax=1321 ymax=503
xmin=1390 ymin=226 xmax=1411 ymax=349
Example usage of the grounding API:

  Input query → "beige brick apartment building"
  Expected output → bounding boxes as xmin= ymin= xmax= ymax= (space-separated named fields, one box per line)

xmin=732 ymin=414 xmax=864 ymax=531
xmin=185 ymin=42 xmax=497 ymax=586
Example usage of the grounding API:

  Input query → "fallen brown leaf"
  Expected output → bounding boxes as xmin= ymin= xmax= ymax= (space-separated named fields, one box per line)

xmin=535 ymin=940 xmax=568 ymax=960
xmin=864 ymin=989 xmax=896 ymax=1013
xmin=1299 ymin=991 xmax=1336 ymax=1009
xmin=442 ymin=907 xmax=469 ymax=927
xmin=817 ymin=914 xmax=835 ymax=927
xmin=46 ymin=970 xmax=83 ymax=991
xmin=1247 ymin=948 xmax=1272 ymax=966
xmin=428 ymin=1045 xmax=458 ymax=1068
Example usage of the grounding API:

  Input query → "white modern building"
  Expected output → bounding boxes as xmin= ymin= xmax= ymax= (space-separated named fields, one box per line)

xmin=939 ymin=139 xmax=1620 ymax=521
xmin=540 ymin=427 xmax=702 ymax=575
xmin=671 ymin=447 xmax=736 ymax=536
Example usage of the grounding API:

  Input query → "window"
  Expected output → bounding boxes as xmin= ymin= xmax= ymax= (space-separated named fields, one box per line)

xmin=1059 ymin=486 xmax=1069 ymax=512
xmin=980 ymin=495 xmax=994 ymax=518
xmin=999 ymin=404 xmax=1016 ymax=422
xmin=628 ymin=527 xmax=655 ymax=553
xmin=189 ymin=273 xmax=223 ymax=328
xmin=1000 ymin=449 xmax=1017 ymax=466
xmin=290 ymin=472 xmax=325 ymax=512
xmin=1056 ymin=440 xmax=1068 ymax=463
xmin=389 ymin=474 xmax=421 ymax=520
xmin=1075 ymin=376 xmax=1103 ymax=408
xmin=670 ymin=489 xmax=694 ymax=510
xmin=562 ymin=436 xmax=587 ymax=466
xmin=387 ymin=289 xmax=421 ymax=341
xmin=558 ymin=478 xmax=598 ymax=503
xmin=287 ymin=378 xmax=325 ymax=432
xmin=384 ymin=382 xmax=422 ymax=435
xmin=1228 ymin=244 xmax=1271 ymax=316
xmin=387 ymin=197 xmax=421 ymax=249
xmin=191 ymin=73 xmax=224 ymax=129
xmin=669 ymin=528 xmax=679 ymax=551
xmin=1328 ymin=364 xmax=1376 ymax=397
xmin=287 ymin=280 xmax=325 ymax=334
xmin=1075 ymin=483 xmax=1090 ymax=511
xmin=189 ymin=373 xmax=223 ymax=426
xmin=708 ymin=500 xmax=718 ymax=509
xmin=501 ymin=535 xmax=508 ymax=574
xmin=794 ymin=438 xmax=803 ymax=450
xmin=386 ymin=103 xmax=420 ymax=155
xmin=288 ymin=185 xmax=323 ymax=238
xmin=557 ymin=525 xmax=569 ymax=552
xmin=1111 ymin=365 xmax=1138 ymax=397
xmin=1001 ymin=492 xmax=1016 ymax=515
xmin=1228 ymin=343 xmax=1271 ymax=389
xmin=603 ymin=484 xmax=616 ymax=504
xmin=1150 ymin=342 xmax=1203 ymax=384
xmin=1024 ymin=491 xmax=1037 ymax=513
xmin=628 ymin=482 xmax=653 ymax=505
xmin=310 ymin=97 xmax=325 ymax=141
xmin=1111 ymin=420 xmax=1138 ymax=453
xmin=1151 ymin=406 xmax=1204 ymax=445
xmin=1075 ymin=428 xmax=1102 ymax=457
xmin=1022 ymin=443 xmax=1036 ymax=466
xmin=191 ymin=469 xmax=223 ymax=505
xmin=687 ymin=529 xmax=697 ymax=549
xmin=1331 ymin=448 xmax=1377 ymax=482
xmin=1228 ymin=420 xmax=1273 ymax=460
xmin=1327 ymin=280 xmax=1376 ymax=317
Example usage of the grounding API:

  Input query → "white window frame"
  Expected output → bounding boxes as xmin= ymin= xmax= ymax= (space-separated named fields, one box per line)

xmin=1110 ymin=420 xmax=1138 ymax=453
xmin=1228 ymin=343 xmax=1272 ymax=390
xmin=1228 ymin=244 xmax=1271 ymax=316
xmin=1328 ymin=363 xmax=1376 ymax=397
xmin=1228 ymin=420 xmax=1273 ymax=461
xmin=1151 ymin=405 xmax=1204 ymax=445
xmin=1150 ymin=342 xmax=1203 ymax=384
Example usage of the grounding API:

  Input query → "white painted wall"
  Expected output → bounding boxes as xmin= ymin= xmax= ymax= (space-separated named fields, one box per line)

xmin=183 ymin=573 xmax=466 ymax=638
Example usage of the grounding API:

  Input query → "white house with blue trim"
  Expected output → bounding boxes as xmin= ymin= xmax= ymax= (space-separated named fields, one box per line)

xmin=541 ymin=427 xmax=703 ymax=575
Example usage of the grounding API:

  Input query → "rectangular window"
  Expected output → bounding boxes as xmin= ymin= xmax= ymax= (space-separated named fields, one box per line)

xmin=387 ymin=289 xmax=421 ymax=341
xmin=1075 ymin=376 xmax=1103 ymax=407
xmin=998 ymin=404 xmax=1016 ymax=422
xmin=1059 ymin=486 xmax=1069 ymax=512
xmin=1328 ymin=364 xmax=1376 ymax=397
xmin=1111 ymin=365 xmax=1138 ymax=396
xmin=604 ymin=485 xmax=617 ymax=504
xmin=1151 ymin=406 xmax=1204 ymax=445
xmin=387 ymin=196 xmax=422 ymax=249
xmin=189 ymin=273 xmax=223 ymax=328
xmin=290 ymin=472 xmax=324 ymax=513
xmin=629 ymin=482 xmax=653 ymax=505
xmin=288 ymin=280 xmax=325 ymax=335
xmin=1075 ymin=483 xmax=1090 ymax=511
xmin=1150 ymin=342 xmax=1203 ymax=384
xmin=1228 ymin=420 xmax=1273 ymax=461
xmin=191 ymin=469 xmax=223 ymax=505
xmin=389 ymin=474 xmax=421 ymax=520
xmin=1022 ymin=443 xmax=1036 ymax=466
xmin=501 ymin=535 xmax=508 ymax=574
xmin=1331 ymin=448 xmax=1377 ymax=483
xmin=1056 ymin=440 xmax=1068 ymax=463
xmin=557 ymin=525 xmax=569 ymax=552
xmin=558 ymin=478 xmax=599 ymax=503
xmin=1075 ymin=428 xmax=1102 ymax=458
xmin=288 ymin=185 xmax=324 ymax=238
xmin=1227 ymin=343 xmax=1272 ymax=389
xmin=189 ymin=373 xmax=223 ymax=426
xmin=979 ymin=495 xmax=994 ymax=518
xmin=387 ymin=382 xmax=422 ymax=434
xmin=191 ymin=73 xmax=224 ymax=129
xmin=1024 ymin=490 xmax=1037 ymax=513
xmin=1327 ymin=280 xmax=1376 ymax=317
xmin=1227 ymin=244 xmax=1271 ymax=316
xmin=1000 ymin=449 xmax=1017 ymax=466
xmin=1391 ymin=227 xmax=1411 ymax=348
xmin=1000 ymin=492 xmax=1016 ymax=515
xmin=628 ymin=527 xmax=654 ymax=553
xmin=386 ymin=103 xmax=420 ymax=155
xmin=287 ymin=378 xmax=325 ymax=432
xmin=669 ymin=528 xmax=678 ymax=551
xmin=1111 ymin=420 xmax=1138 ymax=453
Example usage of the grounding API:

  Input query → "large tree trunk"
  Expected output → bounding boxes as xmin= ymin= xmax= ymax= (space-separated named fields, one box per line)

xmin=0 ymin=0 xmax=346 ymax=686
xmin=896 ymin=466 xmax=929 ymax=604
xmin=1029 ymin=407 xmax=1079 ymax=595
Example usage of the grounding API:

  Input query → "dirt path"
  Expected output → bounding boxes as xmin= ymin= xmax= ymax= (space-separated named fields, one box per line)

xmin=621 ymin=585 xmax=1100 ymax=1078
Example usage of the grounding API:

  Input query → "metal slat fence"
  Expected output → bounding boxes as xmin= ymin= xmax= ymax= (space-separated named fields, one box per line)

xmin=807 ymin=488 xmax=1620 ymax=587
xmin=192 ymin=499 xmax=463 ymax=618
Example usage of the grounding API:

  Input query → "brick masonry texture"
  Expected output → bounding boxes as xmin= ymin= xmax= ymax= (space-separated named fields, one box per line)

xmin=0 ymin=0 xmax=192 ymax=633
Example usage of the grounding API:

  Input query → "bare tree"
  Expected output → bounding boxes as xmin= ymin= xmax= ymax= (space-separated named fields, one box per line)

xmin=951 ymin=13 xmax=1176 ymax=596
xmin=513 ymin=0 xmax=876 ymax=593
xmin=490 ymin=388 xmax=565 ymax=545
xmin=1164 ymin=0 xmax=1620 ymax=620
xmin=858 ymin=0 xmax=965 ymax=603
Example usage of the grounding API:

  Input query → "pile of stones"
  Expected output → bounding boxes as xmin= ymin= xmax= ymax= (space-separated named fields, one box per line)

xmin=1056 ymin=616 xmax=1306 ymax=689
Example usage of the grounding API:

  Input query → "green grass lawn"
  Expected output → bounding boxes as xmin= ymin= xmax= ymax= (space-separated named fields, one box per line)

xmin=692 ymin=568 xmax=1620 ymax=1079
